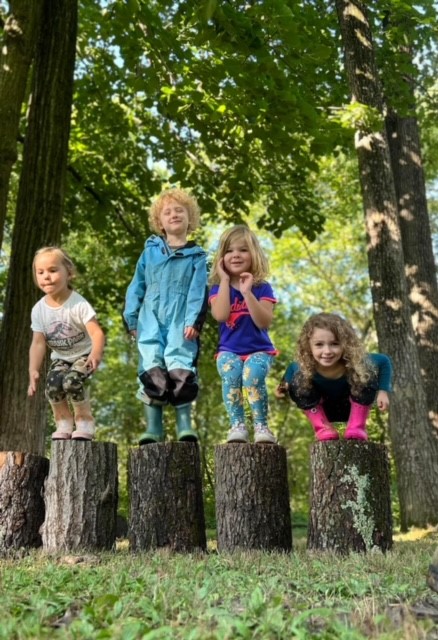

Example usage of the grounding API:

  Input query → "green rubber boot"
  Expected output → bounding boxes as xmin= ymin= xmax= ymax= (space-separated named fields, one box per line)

xmin=175 ymin=404 xmax=198 ymax=443
xmin=139 ymin=404 xmax=164 ymax=445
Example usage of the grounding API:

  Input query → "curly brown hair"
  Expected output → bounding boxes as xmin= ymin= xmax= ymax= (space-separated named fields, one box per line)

xmin=209 ymin=225 xmax=270 ymax=285
xmin=295 ymin=313 xmax=374 ymax=395
xmin=148 ymin=188 xmax=200 ymax=235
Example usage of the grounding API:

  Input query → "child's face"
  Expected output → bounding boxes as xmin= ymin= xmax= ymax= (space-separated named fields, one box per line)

xmin=309 ymin=328 xmax=343 ymax=370
xmin=34 ymin=253 xmax=70 ymax=297
xmin=223 ymin=239 xmax=252 ymax=277
xmin=159 ymin=198 xmax=189 ymax=238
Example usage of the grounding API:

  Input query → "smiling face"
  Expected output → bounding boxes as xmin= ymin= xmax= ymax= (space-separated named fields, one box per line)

xmin=309 ymin=328 xmax=344 ymax=371
xmin=34 ymin=252 xmax=71 ymax=301
xmin=223 ymin=238 xmax=252 ymax=279
xmin=158 ymin=197 xmax=190 ymax=240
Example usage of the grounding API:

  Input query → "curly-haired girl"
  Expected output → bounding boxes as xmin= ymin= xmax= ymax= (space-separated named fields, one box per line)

xmin=276 ymin=313 xmax=392 ymax=441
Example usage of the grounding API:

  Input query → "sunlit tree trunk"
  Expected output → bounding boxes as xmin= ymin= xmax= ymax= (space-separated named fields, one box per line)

xmin=0 ymin=0 xmax=77 ymax=454
xmin=334 ymin=0 xmax=438 ymax=530
xmin=386 ymin=110 xmax=438 ymax=430
xmin=0 ymin=0 xmax=42 ymax=251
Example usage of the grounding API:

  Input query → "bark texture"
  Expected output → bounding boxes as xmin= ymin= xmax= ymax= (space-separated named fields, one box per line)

xmin=41 ymin=441 xmax=118 ymax=552
xmin=334 ymin=0 xmax=438 ymax=530
xmin=0 ymin=0 xmax=78 ymax=455
xmin=0 ymin=0 xmax=43 ymax=250
xmin=215 ymin=444 xmax=292 ymax=553
xmin=129 ymin=443 xmax=206 ymax=552
xmin=386 ymin=111 xmax=438 ymax=425
xmin=0 ymin=451 xmax=49 ymax=553
xmin=308 ymin=441 xmax=392 ymax=553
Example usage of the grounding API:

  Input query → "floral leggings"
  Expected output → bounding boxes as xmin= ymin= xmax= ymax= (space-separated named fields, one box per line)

xmin=216 ymin=351 xmax=273 ymax=428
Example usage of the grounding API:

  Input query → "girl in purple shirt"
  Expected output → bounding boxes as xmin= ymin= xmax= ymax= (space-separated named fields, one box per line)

xmin=209 ymin=225 xmax=278 ymax=444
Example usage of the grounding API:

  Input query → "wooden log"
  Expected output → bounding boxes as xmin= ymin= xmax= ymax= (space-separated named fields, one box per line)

xmin=41 ymin=441 xmax=118 ymax=552
xmin=0 ymin=451 xmax=49 ymax=553
xmin=215 ymin=444 xmax=292 ymax=552
xmin=129 ymin=443 xmax=206 ymax=552
xmin=308 ymin=441 xmax=393 ymax=553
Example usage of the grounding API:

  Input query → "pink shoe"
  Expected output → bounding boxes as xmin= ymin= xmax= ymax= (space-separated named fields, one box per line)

xmin=72 ymin=419 xmax=96 ymax=441
xmin=303 ymin=405 xmax=339 ymax=441
xmin=344 ymin=400 xmax=370 ymax=440
xmin=52 ymin=418 xmax=74 ymax=441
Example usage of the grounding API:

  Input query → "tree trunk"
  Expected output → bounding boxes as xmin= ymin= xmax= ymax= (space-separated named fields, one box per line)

xmin=215 ymin=444 xmax=292 ymax=552
xmin=386 ymin=111 xmax=438 ymax=425
xmin=129 ymin=443 xmax=206 ymax=552
xmin=308 ymin=441 xmax=392 ymax=553
xmin=0 ymin=451 xmax=49 ymax=553
xmin=334 ymin=0 xmax=438 ymax=530
xmin=41 ymin=441 xmax=118 ymax=552
xmin=0 ymin=0 xmax=43 ymax=250
xmin=0 ymin=0 xmax=78 ymax=454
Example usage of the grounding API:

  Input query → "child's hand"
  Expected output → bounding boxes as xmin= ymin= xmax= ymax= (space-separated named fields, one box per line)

xmin=85 ymin=353 xmax=101 ymax=372
xmin=239 ymin=272 xmax=254 ymax=295
xmin=376 ymin=390 xmax=389 ymax=412
xmin=217 ymin=258 xmax=230 ymax=281
xmin=275 ymin=381 xmax=289 ymax=400
xmin=184 ymin=326 xmax=199 ymax=340
xmin=28 ymin=371 xmax=39 ymax=397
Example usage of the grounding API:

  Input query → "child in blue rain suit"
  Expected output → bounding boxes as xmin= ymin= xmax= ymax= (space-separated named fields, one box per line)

xmin=123 ymin=188 xmax=208 ymax=444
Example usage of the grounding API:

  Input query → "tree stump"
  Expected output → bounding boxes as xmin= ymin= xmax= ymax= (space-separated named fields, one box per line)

xmin=215 ymin=444 xmax=292 ymax=552
xmin=41 ymin=441 xmax=118 ymax=552
xmin=308 ymin=441 xmax=392 ymax=553
xmin=0 ymin=451 xmax=49 ymax=553
xmin=129 ymin=442 xmax=206 ymax=552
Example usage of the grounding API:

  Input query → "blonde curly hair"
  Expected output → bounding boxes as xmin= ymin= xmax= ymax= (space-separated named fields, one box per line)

xmin=209 ymin=225 xmax=270 ymax=285
xmin=32 ymin=246 xmax=76 ymax=290
xmin=295 ymin=313 xmax=375 ymax=395
xmin=148 ymin=188 xmax=200 ymax=235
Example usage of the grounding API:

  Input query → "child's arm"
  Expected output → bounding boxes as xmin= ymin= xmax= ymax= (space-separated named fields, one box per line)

xmin=210 ymin=258 xmax=232 ymax=322
xmin=123 ymin=250 xmax=147 ymax=333
xmin=28 ymin=332 xmax=47 ymax=396
xmin=240 ymin=273 xmax=274 ymax=329
xmin=85 ymin=318 xmax=105 ymax=371
xmin=184 ymin=253 xmax=208 ymax=340
xmin=373 ymin=353 xmax=392 ymax=412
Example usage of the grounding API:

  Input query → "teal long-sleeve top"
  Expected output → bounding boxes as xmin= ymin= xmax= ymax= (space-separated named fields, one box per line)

xmin=283 ymin=353 xmax=393 ymax=395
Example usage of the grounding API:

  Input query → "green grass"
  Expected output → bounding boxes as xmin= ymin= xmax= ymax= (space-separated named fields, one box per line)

xmin=1 ymin=530 xmax=438 ymax=639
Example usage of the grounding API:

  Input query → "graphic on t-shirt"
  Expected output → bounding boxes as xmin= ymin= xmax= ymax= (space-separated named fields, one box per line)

xmin=46 ymin=321 xmax=86 ymax=351
xmin=226 ymin=297 xmax=249 ymax=329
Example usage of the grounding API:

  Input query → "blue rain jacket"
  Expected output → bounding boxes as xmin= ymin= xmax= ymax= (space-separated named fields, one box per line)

xmin=123 ymin=235 xmax=208 ymax=375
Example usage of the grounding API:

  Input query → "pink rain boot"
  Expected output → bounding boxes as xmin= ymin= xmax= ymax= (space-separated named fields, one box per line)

xmin=344 ymin=399 xmax=370 ymax=440
xmin=303 ymin=404 xmax=339 ymax=441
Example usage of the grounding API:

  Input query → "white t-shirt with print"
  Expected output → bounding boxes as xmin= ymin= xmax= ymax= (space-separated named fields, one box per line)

xmin=31 ymin=290 xmax=96 ymax=363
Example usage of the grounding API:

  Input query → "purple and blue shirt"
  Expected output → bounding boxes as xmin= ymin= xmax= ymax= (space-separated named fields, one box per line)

xmin=209 ymin=282 xmax=277 ymax=358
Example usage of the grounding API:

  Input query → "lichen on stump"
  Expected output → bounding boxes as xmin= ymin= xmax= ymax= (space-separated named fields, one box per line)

xmin=215 ymin=444 xmax=292 ymax=553
xmin=308 ymin=441 xmax=392 ymax=553
xmin=0 ymin=451 xmax=49 ymax=553
xmin=41 ymin=441 xmax=118 ymax=552
xmin=129 ymin=442 xmax=206 ymax=552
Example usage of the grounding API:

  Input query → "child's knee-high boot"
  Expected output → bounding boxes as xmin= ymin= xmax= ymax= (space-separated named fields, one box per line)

xmin=175 ymin=403 xmax=198 ymax=443
xmin=344 ymin=399 xmax=370 ymax=440
xmin=139 ymin=404 xmax=164 ymax=445
xmin=303 ymin=404 xmax=339 ymax=441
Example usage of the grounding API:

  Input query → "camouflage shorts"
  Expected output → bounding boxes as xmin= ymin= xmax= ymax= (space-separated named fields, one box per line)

xmin=45 ymin=356 xmax=91 ymax=403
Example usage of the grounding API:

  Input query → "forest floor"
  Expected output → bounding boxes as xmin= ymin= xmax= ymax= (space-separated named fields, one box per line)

xmin=1 ymin=527 xmax=438 ymax=639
